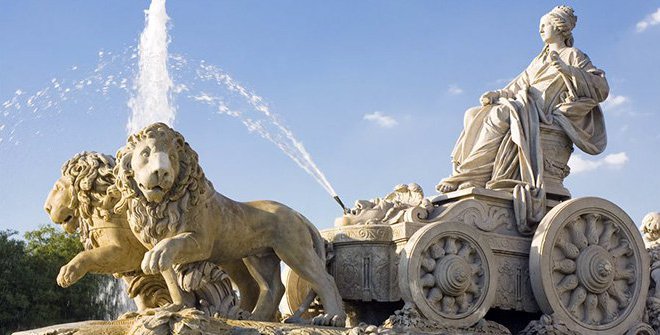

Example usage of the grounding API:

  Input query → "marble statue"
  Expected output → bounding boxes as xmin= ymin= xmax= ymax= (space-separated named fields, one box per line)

xmin=643 ymin=212 xmax=660 ymax=333
xmin=113 ymin=122 xmax=346 ymax=326
xmin=44 ymin=152 xmax=172 ymax=311
xmin=335 ymin=183 xmax=433 ymax=226
xmin=44 ymin=152 xmax=247 ymax=320
xmin=436 ymin=5 xmax=609 ymax=233
xmin=22 ymin=6 xmax=655 ymax=335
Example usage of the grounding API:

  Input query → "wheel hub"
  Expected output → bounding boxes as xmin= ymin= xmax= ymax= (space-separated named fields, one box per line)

xmin=576 ymin=245 xmax=615 ymax=294
xmin=434 ymin=255 xmax=471 ymax=296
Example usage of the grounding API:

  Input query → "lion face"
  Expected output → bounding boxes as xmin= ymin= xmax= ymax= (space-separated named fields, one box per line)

xmin=129 ymin=137 xmax=180 ymax=203
xmin=44 ymin=177 xmax=80 ymax=234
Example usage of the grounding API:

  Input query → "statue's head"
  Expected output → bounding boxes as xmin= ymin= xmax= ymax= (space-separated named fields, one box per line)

xmin=114 ymin=123 xmax=207 ymax=244
xmin=44 ymin=152 xmax=117 ymax=234
xmin=642 ymin=212 xmax=660 ymax=242
xmin=540 ymin=6 xmax=577 ymax=47
xmin=115 ymin=122 xmax=204 ymax=205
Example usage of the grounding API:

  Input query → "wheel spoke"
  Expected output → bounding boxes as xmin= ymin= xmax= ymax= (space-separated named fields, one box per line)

xmin=567 ymin=286 xmax=586 ymax=317
xmin=421 ymin=255 xmax=436 ymax=273
xmin=584 ymin=214 xmax=601 ymax=246
xmin=585 ymin=293 xmax=598 ymax=324
xmin=613 ymin=265 xmax=635 ymax=284
xmin=569 ymin=218 xmax=589 ymax=250
xmin=607 ymin=284 xmax=629 ymax=308
xmin=553 ymin=259 xmax=576 ymax=274
xmin=598 ymin=221 xmax=618 ymax=250
xmin=557 ymin=233 xmax=580 ymax=259
xmin=557 ymin=275 xmax=579 ymax=295
xmin=609 ymin=240 xmax=633 ymax=259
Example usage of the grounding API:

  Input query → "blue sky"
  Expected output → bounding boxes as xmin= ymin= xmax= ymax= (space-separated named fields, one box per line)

xmin=1 ymin=1 xmax=659 ymax=234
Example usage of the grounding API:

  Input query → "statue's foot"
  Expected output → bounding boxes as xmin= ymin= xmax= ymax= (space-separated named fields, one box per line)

xmin=311 ymin=313 xmax=346 ymax=327
xmin=458 ymin=181 xmax=481 ymax=190
xmin=436 ymin=182 xmax=457 ymax=193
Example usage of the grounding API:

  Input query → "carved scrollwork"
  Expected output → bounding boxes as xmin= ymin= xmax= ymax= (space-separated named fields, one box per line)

xmin=439 ymin=199 xmax=514 ymax=233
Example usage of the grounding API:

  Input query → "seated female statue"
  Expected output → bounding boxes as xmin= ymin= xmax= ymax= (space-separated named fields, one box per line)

xmin=436 ymin=6 xmax=608 ymax=233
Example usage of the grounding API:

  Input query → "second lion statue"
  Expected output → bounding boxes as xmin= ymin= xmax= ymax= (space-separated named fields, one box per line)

xmin=114 ymin=122 xmax=346 ymax=326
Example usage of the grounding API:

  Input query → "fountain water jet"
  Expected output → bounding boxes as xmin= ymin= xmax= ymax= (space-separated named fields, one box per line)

xmin=127 ymin=0 xmax=175 ymax=135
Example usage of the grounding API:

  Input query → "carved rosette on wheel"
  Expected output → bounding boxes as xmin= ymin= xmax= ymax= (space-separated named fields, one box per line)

xmin=398 ymin=222 xmax=497 ymax=328
xmin=530 ymin=197 xmax=650 ymax=334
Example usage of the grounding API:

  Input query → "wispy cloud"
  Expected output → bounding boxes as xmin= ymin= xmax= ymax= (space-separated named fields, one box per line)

xmin=363 ymin=111 xmax=398 ymax=128
xmin=600 ymin=94 xmax=629 ymax=111
xmin=636 ymin=8 xmax=660 ymax=32
xmin=568 ymin=152 xmax=629 ymax=174
xmin=448 ymin=85 xmax=463 ymax=95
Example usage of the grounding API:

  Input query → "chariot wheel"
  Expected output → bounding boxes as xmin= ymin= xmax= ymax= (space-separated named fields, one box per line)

xmin=282 ymin=266 xmax=320 ymax=319
xmin=530 ymin=197 xmax=650 ymax=334
xmin=398 ymin=222 xmax=497 ymax=327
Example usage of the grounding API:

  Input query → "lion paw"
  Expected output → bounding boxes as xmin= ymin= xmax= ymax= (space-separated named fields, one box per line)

xmin=57 ymin=263 xmax=84 ymax=288
xmin=311 ymin=313 xmax=346 ymax=327
xmin=141 ymin=244 xmax=175 ymax=274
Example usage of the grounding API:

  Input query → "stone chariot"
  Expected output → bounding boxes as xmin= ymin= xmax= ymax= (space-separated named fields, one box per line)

xmin=285 ymin=124 xmax=650 ymax=335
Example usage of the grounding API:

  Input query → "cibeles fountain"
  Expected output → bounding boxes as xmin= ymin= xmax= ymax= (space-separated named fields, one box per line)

xmin=16 ymin=4 xmax=660 ymax=335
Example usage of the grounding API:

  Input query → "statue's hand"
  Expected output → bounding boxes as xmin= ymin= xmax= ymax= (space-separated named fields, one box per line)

xmin=57 ymin=262 xmax=84 ymax=287
xmin=549 ymin=51 xmax=570 ymax=74
xmin=141 ymin=240 xmax=176 ymax=275
xmin=480 ymin=91 xmax=500 ymax=106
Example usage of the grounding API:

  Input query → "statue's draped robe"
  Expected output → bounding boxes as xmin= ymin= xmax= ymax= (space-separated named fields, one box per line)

xmin=442 ymin=47 xmax=608 ymax=234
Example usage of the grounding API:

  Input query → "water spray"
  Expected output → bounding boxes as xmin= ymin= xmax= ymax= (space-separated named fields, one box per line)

xmin=333 ymin=195 xmax=349 ymax=214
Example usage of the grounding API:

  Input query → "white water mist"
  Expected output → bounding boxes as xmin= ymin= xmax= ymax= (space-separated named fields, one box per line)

xmin=127 ymin=0 xmax=175 ymax=135
xmin=192 ymin=62 xmax=338 ymax=197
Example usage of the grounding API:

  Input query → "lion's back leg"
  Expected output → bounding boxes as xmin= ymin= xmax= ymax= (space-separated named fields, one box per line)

xmin=222 ymin=260 xmax=259 ymax=312
xmin=274 ymin=245 xmax=346 ymax=326
xmin=243 ymin=253 xmax=285 ymax=322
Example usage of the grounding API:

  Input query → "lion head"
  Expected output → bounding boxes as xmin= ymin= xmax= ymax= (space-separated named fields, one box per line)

xmin=44 ymin=152 xmax=118 ymax=250
xmin=114 ymin=123 xmax=209 ymax=245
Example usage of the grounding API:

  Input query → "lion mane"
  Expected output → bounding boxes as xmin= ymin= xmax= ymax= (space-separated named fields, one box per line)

xmin=114 ymin=123 xmax=210 ymax=245
xmin=60 ymin=151 xmax=117 ymax=250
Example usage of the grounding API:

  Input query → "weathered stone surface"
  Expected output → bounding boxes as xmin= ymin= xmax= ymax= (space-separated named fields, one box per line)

xmin=643 ymin=212 xmax=660 ymax=333
xmin=44 ymin=151 xmax=172 ymax=311
xmin=113 ymin=123 xmax=345 ymax=326
xmin=530 ymin=197 xmax=649 ymax=334
xmin=381 ymin=303 xmax=510 ymax=334
xmin=436 ymin=5 xmax=608 ymax=234
xmin=335 ymin=183 xmax=433 ymax=227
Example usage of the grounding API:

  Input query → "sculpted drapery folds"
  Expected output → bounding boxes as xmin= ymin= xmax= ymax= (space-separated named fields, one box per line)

xmin=437 ymin=6 xmax=608 ymax=234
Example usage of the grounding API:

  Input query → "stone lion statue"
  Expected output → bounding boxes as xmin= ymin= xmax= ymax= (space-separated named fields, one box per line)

xmin=44 ymin=151 xmax=171 ymax=311
xmin=114 ymin=122 xmax=346 ymax=326
xmin=45 ymin=152 xmax=248 ymax=319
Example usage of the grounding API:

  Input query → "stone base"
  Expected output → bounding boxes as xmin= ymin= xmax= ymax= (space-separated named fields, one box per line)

xmin=12 ymin=316 xmax=348 ymax=335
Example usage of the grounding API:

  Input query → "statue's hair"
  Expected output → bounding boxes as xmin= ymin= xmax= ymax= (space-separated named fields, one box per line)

xmin=642 ymin=212 xmax=660 ymax=242
xmin=114 ymin=123 xmax=209 ymax=245
xmin=544 ymin=5 xmax=577 ymax=47
xmin=60 ymin=151 xmax=117 ymax=249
